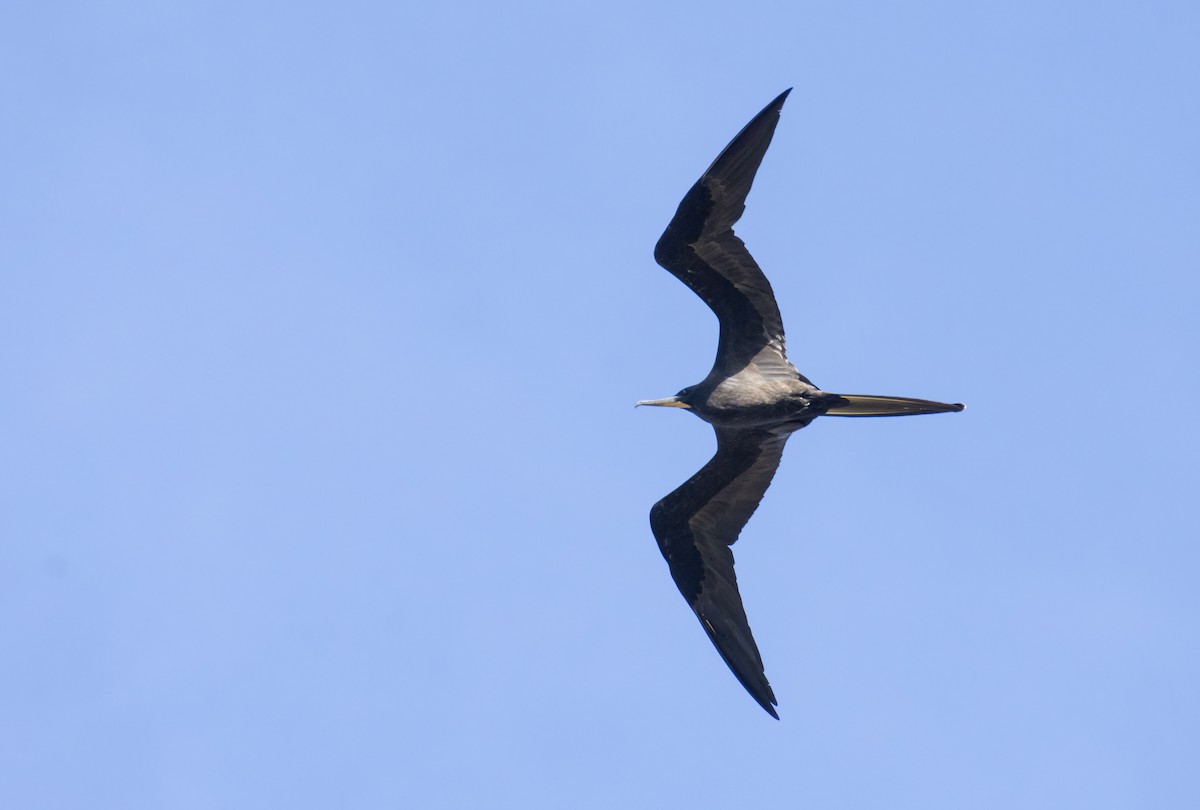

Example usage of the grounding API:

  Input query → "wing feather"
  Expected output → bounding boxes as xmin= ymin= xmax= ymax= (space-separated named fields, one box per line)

xmin=649 ymin=427 xmax=790 ymax=718
xmin=653 ymin=90 xmax=798 ymax=379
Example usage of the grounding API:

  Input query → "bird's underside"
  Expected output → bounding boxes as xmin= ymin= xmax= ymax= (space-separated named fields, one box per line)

xmin=640 ymin=88 xmax=963 ymax=719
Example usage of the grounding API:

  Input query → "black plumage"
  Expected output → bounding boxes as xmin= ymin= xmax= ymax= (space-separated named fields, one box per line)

xmin=638 ymin=89 xmax=963 ymax=718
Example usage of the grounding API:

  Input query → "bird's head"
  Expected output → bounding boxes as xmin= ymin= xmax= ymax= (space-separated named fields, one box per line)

xmin=635 ymin=386 xmax=698 ymax=411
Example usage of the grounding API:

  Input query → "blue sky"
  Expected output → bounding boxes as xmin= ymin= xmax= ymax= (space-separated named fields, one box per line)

xmin=3 ymin=2 xmax=1198 ymax=807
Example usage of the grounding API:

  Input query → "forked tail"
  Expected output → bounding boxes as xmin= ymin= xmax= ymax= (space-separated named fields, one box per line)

xmin=825 ymin=394 xmax=965 ymax=417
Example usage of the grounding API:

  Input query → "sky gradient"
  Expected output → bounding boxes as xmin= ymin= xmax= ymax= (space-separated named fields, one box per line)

xmin=3 ymin=2 xmax=1199 ymax=808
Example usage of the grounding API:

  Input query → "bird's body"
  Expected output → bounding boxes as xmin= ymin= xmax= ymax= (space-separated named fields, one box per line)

xmin=654 ymin=375 xmax=833 ymax=430
xmin=639 ymin=89 xmax=963 ymax=719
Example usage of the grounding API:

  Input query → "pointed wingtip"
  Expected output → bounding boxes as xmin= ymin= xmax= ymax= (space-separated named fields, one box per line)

xmin=762 ymin=88 xmax=792 ymax=116
xmin=750 ymin=679 xmax=780 ymax=719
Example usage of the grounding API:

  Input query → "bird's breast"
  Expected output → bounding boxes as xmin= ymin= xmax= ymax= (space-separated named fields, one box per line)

xmin=699 ymin=377 xmax=825 ymax=429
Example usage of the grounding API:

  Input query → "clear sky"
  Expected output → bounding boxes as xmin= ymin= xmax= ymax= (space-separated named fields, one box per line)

xmin=3 ymin=2 xmax=1198 ymax=808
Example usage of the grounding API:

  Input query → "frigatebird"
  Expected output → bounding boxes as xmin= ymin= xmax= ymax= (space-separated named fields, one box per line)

xmin=638 ymin=88 xmax=963 ymax=718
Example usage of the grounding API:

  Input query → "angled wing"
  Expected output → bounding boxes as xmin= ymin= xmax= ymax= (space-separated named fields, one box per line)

xmin=649 ymin=427 xmax=790 ymax=718
xmin=653 ymin=89 xmax=802 ymax=381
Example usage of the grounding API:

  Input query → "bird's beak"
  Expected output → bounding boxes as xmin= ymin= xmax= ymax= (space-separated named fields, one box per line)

xmin=635 ymin=396 xmax=691 ymax=409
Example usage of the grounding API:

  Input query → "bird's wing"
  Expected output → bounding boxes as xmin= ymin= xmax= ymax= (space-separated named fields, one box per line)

xmin=653 ymin=89 xmax=803 ymax=382
xmin=649 ymin=426 xmax=789 ymax=718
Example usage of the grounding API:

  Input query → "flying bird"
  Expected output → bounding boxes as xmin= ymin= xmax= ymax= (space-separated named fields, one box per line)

xmin=638 ymin=89 xmax=963 ymax=719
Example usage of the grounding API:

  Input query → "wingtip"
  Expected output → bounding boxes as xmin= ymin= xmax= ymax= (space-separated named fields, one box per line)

xmin=752 ymin=684 xmax=780 ymax=719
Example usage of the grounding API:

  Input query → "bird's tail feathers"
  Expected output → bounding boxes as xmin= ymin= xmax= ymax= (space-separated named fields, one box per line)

xmin=825 ymin=394 xmax=964 ymax=417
